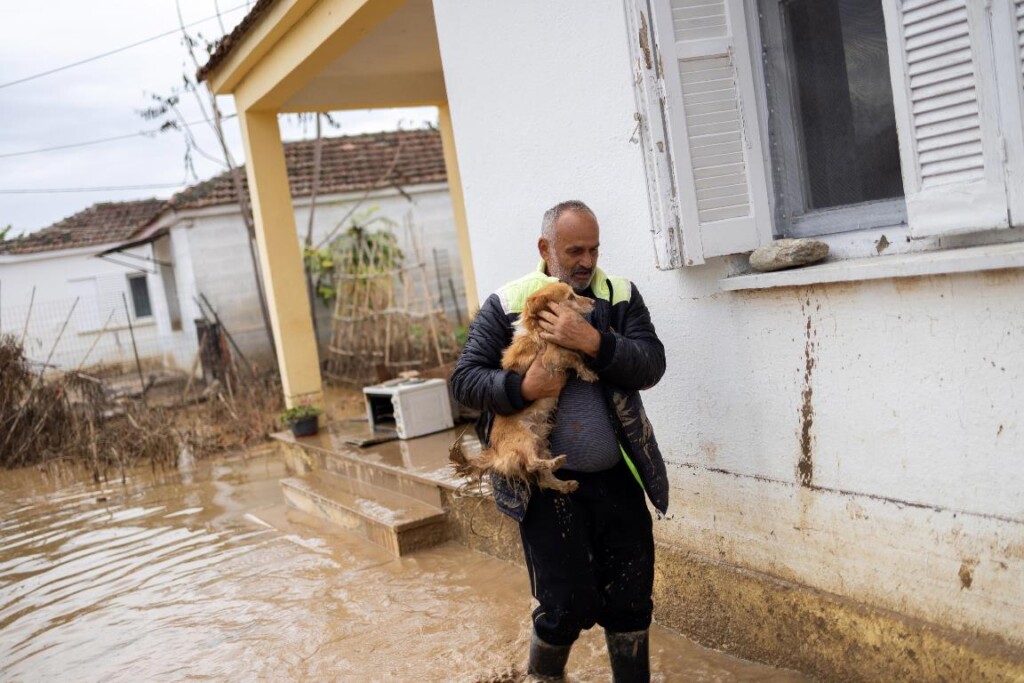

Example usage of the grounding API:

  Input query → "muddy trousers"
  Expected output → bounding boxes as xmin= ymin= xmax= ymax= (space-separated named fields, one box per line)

xmin=519 ymin=460 xmax=655 ymax=647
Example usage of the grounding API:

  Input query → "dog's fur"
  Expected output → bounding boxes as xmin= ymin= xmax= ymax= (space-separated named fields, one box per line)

xmin=452 ymin=282 xmax=598 ymax=493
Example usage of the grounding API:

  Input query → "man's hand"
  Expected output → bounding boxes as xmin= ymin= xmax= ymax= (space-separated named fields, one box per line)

xmin=537 ymin=303 xmax=601 ymax=358
xmin=520 ymin=352 xmax=567 ymax=401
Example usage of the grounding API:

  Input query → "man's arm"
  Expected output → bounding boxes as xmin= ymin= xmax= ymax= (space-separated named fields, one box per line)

xmin=451 ymin=294 xmax=521 ymax=415
xmin=593 ymin=284 xmax=665 ymax=390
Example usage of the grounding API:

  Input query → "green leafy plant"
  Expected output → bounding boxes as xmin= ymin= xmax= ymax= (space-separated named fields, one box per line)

xmin=280 ymin=405 xmax=323 ymax=424
xmin=304 ymin=208 xmax=403 ymax=306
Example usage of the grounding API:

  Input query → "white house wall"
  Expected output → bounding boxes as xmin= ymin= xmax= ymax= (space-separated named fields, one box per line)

xmin=174 ymin=184 xmax=462 ymax=365
xmin=433 ymin=0 xmax=1024 ymax=647
xmin=0 ymin=244 xmax=186 ymax=372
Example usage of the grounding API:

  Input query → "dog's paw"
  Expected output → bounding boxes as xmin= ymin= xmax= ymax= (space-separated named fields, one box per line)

xmin=559 ymin=479 xmax=579 ymax=494
xmin=538 ymin=475 xmax=579 ymax=495
xmin=540 ymin=454 xmax=567 ymax=471
xmin=577 ymin=367 xmax=599 ymax=382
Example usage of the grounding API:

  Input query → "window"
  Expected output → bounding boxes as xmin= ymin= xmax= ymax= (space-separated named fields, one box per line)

xmin=127 ymin=275 xmax=152 ymax=319
xmin=760 ymin=0 xmax=906 ymax=237
xmin=627 ymin=0 xmax=1024 ymax=268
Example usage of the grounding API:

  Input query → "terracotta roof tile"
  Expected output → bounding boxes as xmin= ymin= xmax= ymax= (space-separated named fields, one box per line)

xmin=2 ymin=129 xmax=444 ymax=256
xmin=168 ymin=128 xmax=446 ymax=210
xmin=0 ymin=199 xmax=166 ymax=256
xmin=196 ymin=0 xmax=278 ymax=83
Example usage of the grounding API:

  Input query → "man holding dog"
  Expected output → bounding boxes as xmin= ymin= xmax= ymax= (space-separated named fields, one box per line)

xmin=451 ymin=200 xmax=668 ymax=682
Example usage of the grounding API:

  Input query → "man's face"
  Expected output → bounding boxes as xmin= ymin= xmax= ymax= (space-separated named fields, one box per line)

xmin=539 ymin=210 xmax=600 ymax=292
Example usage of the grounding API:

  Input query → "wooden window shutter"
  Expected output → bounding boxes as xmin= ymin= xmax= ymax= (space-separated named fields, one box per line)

xmin=625 ymin=0 xmax=686 ymax=269
xmin=882 ymin=0 xmax=1012 ymax=237
xmin=648 ymin=0 xmax=773 ymax=263
xmin=990 ymin=0 xmax=1024 ymax=226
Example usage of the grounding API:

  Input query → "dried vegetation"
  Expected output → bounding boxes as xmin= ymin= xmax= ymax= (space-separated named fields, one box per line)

xmin=0 ymin=334 xmax=282 ymax=480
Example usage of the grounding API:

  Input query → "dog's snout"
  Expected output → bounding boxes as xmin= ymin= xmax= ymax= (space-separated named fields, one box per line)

xmin=573 ymin=294 xmax=595 ymax=312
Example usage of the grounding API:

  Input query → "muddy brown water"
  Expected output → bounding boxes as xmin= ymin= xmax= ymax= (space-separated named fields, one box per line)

xmin=0 ymin=449 xmax=809 ymax=682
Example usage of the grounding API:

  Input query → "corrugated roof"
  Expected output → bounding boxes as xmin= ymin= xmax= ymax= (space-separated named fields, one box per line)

xmin=168 ymin=128 xmax=445 ymax=210
xmin=195 ymin=0 xmax=278 ymax=83
xmin=0 ymin=199 xmax=166 ymax=256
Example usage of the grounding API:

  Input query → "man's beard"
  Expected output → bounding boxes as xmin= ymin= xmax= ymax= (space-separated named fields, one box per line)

xmin=547 ymin=261 xmax=594 ymax=292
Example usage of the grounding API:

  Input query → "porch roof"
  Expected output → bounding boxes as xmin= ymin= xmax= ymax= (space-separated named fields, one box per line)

xmin=196 ymin=0 xmax=278 ymax=84
xmin=197 ymin=0 xmax=444 ymax=112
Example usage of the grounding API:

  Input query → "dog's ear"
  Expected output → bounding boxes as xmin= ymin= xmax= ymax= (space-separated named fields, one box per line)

xmin=524 ymin=289 xmax=553 ymax=321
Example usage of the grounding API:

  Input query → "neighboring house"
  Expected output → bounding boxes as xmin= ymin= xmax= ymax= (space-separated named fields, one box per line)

xmin=0 ymin=129 xmax=460 ymax=371
xmin=0 ymin=200 xmax=184 ymax=373
xmin=141 ymin=128 xmax=460 ymax=365
xmin=197 ymin=1 xmax=1024 ymax=679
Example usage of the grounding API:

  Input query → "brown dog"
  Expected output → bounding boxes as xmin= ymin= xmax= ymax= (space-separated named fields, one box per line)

xmin=453 ymin=282 xmax=598 ymax=493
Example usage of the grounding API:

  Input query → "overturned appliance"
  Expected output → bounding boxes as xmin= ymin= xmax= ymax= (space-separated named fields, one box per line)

xmin=362 ymin=378 xmax=454 ymax=439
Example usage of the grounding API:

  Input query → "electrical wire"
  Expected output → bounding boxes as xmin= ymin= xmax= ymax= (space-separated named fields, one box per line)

xmin=0 ymin=113 xmax=238 ymax=159
xmin=0 ymin=2 xmax=251 ymax=90
xmin=0 ymin=183 xmax=186 ymax=194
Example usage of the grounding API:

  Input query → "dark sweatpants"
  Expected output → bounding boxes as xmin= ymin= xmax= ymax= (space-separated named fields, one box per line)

xmin=519 ymin=460 xmax=655 ymax=646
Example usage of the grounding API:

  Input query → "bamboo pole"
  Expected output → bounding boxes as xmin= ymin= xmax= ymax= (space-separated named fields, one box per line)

xmin=20 ymin=285 xmax=35 ymax=347
xmin=122 ymin=293 xmax=147 ymax=408
xmin=75 ymin=307 xmax=118 ymax=372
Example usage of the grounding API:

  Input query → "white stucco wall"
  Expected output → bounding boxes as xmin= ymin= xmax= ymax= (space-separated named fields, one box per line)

xmin=0 ymin=244 xmax=190 ymax=372
xmin=433 ymin=0 xmax=1024 ymax=647
xmin=170 ymin=184 xmax=463 ymax=366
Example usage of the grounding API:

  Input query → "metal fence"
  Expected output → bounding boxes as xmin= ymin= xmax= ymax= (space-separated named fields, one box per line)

xmin=0 ymin=294 xmax=198 ymax=379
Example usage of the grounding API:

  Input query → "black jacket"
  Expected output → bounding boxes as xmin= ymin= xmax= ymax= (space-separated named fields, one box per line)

xmin=451 ymin=265 xmax=669 ymax=521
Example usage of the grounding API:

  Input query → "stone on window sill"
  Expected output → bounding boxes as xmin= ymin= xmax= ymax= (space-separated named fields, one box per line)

xmin=720 ymin=240 xmax=1024 ymax=291
xmin=749 ymin=238 xmax=830 ymax=272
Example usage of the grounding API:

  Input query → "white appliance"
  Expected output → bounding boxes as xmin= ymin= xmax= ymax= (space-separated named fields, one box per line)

xmin=362 ymin=378 xmax=454 ymax=439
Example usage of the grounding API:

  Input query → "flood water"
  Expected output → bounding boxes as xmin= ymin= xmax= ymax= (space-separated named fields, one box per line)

xmin=0 ymin=449 xmax=808 ymax=682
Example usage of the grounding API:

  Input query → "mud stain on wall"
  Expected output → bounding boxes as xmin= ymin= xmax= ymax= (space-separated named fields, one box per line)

xmin=652 ymin=542 xmax=1024 ymax=683
xmin=959 ymin=559 xmax=977 ymax=590
xmin=798 ymin=299 xmax=816 ymax=488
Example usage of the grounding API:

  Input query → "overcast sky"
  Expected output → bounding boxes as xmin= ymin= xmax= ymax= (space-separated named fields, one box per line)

xmin=0 ymin=0 xmax=437 ymax=236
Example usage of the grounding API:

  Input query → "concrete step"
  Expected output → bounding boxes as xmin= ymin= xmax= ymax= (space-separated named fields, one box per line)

xmin=273 ymin=422 xmax=475 ymax=507
xmin=280 ymin=472 xmax=448 ymax=556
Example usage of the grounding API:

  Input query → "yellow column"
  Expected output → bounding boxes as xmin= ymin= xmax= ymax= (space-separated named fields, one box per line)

xmin=437 ymin=103 xmax=479 ymax=316
xmin=238 ymin=109 xmax=323 ymax=409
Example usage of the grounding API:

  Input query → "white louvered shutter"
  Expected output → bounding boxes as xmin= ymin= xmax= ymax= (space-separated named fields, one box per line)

xmin=648 ymin=0 xmax=772 ymax=262
xmin=883 ymin=0 xmax=1011 ymax=237
xmin=625 ymin=0 xmax=685 ymax=269
xmin=990 ymin=0 xmax=1024 ymax=226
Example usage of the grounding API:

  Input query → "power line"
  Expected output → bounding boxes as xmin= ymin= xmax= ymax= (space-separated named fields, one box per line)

xmin=0 ymin=183 xmax=187 ymax=195
xmin=0 ymin=2 xmax=251 ymax=90
xmin=0 ymin=113 xmax=238 ymax=159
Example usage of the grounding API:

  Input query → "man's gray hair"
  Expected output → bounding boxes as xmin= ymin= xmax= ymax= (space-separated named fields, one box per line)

xmin=541 ymin=200 xmax=596 ymax=243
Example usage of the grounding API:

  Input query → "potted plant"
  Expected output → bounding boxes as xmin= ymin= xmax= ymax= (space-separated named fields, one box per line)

xmin=281 ymin=404 xmax=323 ymax=437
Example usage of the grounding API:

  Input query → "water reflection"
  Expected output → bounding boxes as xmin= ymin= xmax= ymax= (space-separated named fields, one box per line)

xmin=0 ymin=452 xmax=808 ymax=682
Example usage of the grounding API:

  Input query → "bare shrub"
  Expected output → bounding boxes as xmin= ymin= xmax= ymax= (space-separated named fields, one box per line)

xmin=1 ymin=334 xmax=283 ymax=477
xmin=0 ymin=334 xmax=77 ymax=468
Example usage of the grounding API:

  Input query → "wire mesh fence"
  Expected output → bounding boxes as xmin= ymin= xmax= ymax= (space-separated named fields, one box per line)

xmin=0 ymin=294 xmax=199 ymax=382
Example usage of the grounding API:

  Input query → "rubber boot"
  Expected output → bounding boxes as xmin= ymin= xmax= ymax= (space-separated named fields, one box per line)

xmin=527 ymin=630 xmax=572 ymax=681
xmin=605 ymin=629 xmax=650 ymax=683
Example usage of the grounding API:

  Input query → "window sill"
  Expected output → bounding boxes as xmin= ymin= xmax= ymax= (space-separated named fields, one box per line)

xmin=719 ymin=240 xmax=1024 ymax=292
